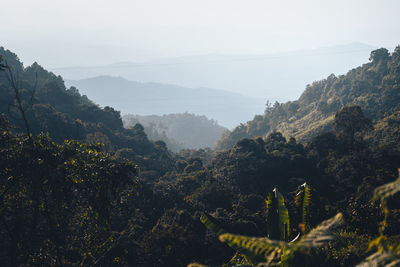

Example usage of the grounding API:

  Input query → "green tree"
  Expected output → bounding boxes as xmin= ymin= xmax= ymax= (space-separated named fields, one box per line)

xmin=333 ymin=105 xmax=372 ymax=144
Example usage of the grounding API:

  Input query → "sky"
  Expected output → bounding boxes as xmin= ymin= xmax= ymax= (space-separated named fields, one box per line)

xmin=1 ymin=0 xmax=399 ymax=67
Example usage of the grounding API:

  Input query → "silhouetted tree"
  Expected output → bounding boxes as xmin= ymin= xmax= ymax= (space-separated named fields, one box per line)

xmin=369 ymin=48 xmax=390 ymax=62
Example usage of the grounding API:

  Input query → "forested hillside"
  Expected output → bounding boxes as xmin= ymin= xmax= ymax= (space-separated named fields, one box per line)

xmin=123 ymin=113 xmax=226 ymax=151
xmin=0 ymin=47 xmax=175 ymax=180
xmin=1 ymin=46 xmax=400 ymax=266
xmin=217 ymin=47 xmax=400 ymax=150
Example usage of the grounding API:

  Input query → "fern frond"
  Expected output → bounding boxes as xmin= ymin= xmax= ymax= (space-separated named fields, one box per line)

xmin=219 ymin=234 xmax=287 ymax=264
xmin=355 ymin=251 xmax=400 ymax=267
xmin=297 ymin=213 xmax=344 ymax=248
xmin=200 ymin=212 xmax=226 ymax=236
xmin=373 ymin=169 xmax=400 ymax=204
xmin=218 ymin=214 xmax=343 ymax=266
xmin=302 ymin=184 xmax=311 ymax=228
xmin=295 ymin=183 xmax=312 ymax=233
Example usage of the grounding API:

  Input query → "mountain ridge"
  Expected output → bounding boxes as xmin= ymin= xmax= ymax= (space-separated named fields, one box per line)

xmin=216 ymin=45 xmax=400 ymax=150
xmin=65 ymin=75 xmax=264 ymax=128
xmin=52 ymin=43 xmax=378 ymax=101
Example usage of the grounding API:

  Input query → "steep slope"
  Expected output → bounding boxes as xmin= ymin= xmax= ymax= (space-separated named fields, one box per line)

xmin=217 ymin=46 xmax=400 ymax=150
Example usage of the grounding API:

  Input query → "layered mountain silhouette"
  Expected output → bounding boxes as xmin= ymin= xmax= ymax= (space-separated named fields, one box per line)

xmin=55 ymin=43 xmax=377 ymax=102
xmin=65 ymin=76 xmax=264 ymax=128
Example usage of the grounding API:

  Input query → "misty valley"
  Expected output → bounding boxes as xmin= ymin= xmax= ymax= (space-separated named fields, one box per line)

xmin=1 ymin=44 xmax=400 ymax=267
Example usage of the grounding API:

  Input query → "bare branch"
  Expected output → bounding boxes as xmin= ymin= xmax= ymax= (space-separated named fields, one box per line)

xmin=4 ymin=62 xmax=33 ymax=142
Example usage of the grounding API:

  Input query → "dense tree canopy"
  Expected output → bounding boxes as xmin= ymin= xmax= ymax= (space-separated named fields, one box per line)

xmin=0 ymin=118 xmax=139 ymax=265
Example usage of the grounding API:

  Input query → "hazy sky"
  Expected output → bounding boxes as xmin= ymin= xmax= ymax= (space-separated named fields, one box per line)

xmin=1 ymin=0 xmax=399 ymax=67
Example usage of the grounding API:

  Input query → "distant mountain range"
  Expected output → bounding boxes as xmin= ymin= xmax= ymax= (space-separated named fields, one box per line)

xmin=65 ymin=76 xmax=264 ymax=128
xmin=55 ymin=43 xmax=378 ymax=102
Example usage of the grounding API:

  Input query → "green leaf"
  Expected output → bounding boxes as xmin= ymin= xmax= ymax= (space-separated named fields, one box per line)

xmin=217 ymin=214 xmax=344 ymax=266
xmin=266 ymin=187 xmax=290 ymax=241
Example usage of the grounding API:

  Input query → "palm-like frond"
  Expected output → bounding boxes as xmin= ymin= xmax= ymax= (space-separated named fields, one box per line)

xmin=266 ymin=187 xmax=290 ymax=241
xmin=200 ymin=212 xmax=226 ymax=236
